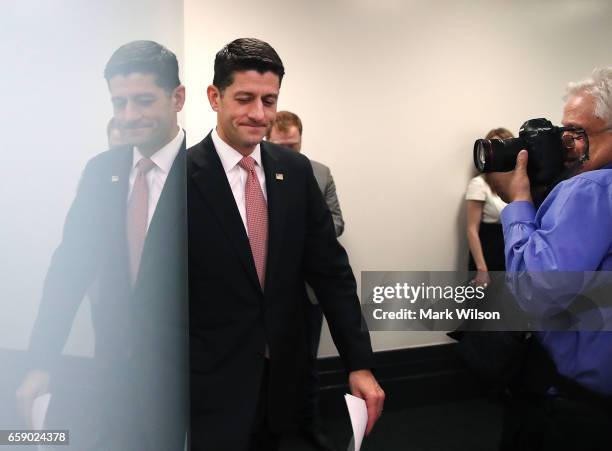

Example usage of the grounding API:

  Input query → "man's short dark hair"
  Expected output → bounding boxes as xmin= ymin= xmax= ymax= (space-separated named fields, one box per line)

xmin=213 ymin=38 xmax=285 ymax=92
xmin=104 ymin=40 xmax=180 ymax=92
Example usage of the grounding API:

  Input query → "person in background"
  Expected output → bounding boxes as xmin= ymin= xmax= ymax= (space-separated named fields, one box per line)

xmin=267 ymin=111 xmax=344 ymax=236
xmin=465 ymin=127 xmax=513 ymax=286
xmin=267 ymin=110 xmax=342 ymax=451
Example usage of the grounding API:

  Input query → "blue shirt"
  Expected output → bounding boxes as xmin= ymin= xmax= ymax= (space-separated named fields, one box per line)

xmin=501 ymin=164 xmax=612 ymax=394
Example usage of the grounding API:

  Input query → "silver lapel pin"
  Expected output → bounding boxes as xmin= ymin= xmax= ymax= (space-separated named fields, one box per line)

xmin=111 ymin=175 xmax=119 ymax=182
xmin=275 ymin=173 xmax=284 ymax=181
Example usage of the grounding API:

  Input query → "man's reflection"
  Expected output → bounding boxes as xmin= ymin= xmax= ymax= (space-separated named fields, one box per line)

xmin=16 ymin=40 xmax=188 ymax=450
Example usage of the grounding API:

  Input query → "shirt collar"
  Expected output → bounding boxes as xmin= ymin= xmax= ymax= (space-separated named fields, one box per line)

xmin=133 ymin=127 xmax=185 ymax=173
xmin=211 ymin=128 xmax=263 ymax=174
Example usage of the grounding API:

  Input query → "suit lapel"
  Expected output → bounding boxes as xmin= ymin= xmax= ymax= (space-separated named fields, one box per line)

xmin=260 ymin=142 xmax=287 ymax=292
xmin=107 ymin=147 xmax=133 ymax=292
xmin=134 ymin=139 xmax=187 ymax=295
xmin=190 ymin=134 xmax=261 ymax=292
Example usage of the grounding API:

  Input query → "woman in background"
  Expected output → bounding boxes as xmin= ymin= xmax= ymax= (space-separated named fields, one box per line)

xmin=466 ymin=127 xmax=514 ymax=286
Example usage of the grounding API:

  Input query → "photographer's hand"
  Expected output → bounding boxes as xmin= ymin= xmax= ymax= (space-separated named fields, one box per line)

xmin=487 ymin=150 xmax=533 ymax=204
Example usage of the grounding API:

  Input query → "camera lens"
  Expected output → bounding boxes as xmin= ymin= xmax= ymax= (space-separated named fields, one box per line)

xmin=473 ymin=138 xmax=525 ymax=173
xmin=473 ymin=140 xmax=490 ymax=172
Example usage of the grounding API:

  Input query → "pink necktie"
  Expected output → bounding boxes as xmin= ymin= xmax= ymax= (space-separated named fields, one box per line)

xmin=238 ymin=156 xmax=268 ymax=289
xmin=127 ymin=157 xmax=156 ymax=283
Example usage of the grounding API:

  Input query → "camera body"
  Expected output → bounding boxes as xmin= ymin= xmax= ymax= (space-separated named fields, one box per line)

xmin=473 ymin=118 xmax=585 ymax=185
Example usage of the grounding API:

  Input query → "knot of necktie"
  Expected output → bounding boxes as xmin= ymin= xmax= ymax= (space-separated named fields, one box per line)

xmin=136 ymin=157 xmax=156 ymax=174
xmin=238 ymin=156 xmax=257 ymax=173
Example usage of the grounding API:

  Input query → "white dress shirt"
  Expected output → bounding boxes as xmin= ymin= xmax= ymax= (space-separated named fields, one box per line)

xmin=211 ymin=128 xmax=267 ymax=235
xmin=128 ymin=127 xmax=185 ymax=230
xmin=465 ymin=174 xmax=507 ymax=223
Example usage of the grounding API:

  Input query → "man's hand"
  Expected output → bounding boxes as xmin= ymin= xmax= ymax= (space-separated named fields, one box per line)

xmin=487 ymin=150 xmax=533 ymax=204
xmin=348 ymin=369 xmax=385 ymax=435
xmin=16 ymin=369 xmax=50 ymax=428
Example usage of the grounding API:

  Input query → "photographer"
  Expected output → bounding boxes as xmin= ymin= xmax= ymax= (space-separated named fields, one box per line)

xmin=488 ymin=68 xmax=612 ymax=450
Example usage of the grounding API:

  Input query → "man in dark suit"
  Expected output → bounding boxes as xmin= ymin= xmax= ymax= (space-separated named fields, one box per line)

xmin=268 ymin=110 xmax=344 ymax=451
xmin=188 ymin=38 xmax=384 ymax=451
xmin=16 ymin=40 xmax=189 ymax=450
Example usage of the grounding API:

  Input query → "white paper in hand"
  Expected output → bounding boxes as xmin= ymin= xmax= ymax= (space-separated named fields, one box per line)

xmin=344 ymin=394 xmax=368 ymax=451
xmin=32 ymin=393 xmax=51 ymax=430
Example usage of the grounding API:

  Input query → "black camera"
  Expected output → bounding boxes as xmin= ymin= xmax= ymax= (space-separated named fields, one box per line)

xmin=473 ymin=118 xmax=588 ymax=185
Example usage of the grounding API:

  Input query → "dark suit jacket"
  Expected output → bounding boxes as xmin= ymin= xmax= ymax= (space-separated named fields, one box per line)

xmin=188 ymin=133 xmax=373 ymax=450
xmin=29 ymin=141 xmax=188 ymax=449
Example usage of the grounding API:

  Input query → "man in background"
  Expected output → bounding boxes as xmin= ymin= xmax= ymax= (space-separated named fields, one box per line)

xmin=489 ymin=67 xmax=612 ymax=450
xmin=16 ymin=40 xmax=188 ymax=450
xmin=267 ymin=110 xmax=343 ymax=451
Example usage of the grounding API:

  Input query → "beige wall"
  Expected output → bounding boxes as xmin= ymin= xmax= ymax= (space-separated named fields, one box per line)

xmin=183 ymin=0 xmax=612 ymax=356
